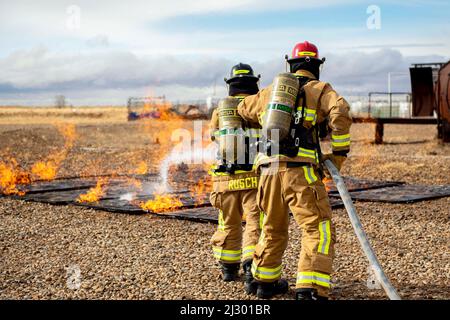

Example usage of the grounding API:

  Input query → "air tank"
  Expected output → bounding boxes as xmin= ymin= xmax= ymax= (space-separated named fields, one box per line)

xmin=262 ymin=73 xmax=299 ymax=141
xmin=217 ymin=97 xmax=245 ymax=163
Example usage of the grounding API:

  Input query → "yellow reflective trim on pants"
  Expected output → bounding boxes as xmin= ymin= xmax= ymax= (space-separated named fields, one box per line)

xmin=251 ymin=262 xmax=282 ymax=280
xmin=242 ymin=245 xmax=256 ymax=259
xmin=331 ymin=133 xmax=350 ymax=140
xmin=259 ymin=212 xmax=264 ymax=230
xmin=258 ymin=212 xmax=266 ymax=245
xmin=302 ymin=166 xmax=318 ymax=184
xmin=213 ymin=247 xmax=241 ymax=262
xmin=218 ymin=210 xmax=225 ymax=231
xmin=296 ymin=271 xmax=331 ymax=288
xmin=318 ymin=220 xmax=331 ymax=255
xmin=331 ymin=141 xmax=350 ymax=147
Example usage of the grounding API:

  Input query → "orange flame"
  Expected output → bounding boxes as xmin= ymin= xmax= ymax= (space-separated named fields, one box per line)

xmin=140 ymin=194 xmax=183 ymax=213
xmin=134 ymin=161 xmax=148 ymax=175
xmin=31 ymin=160 xmax=58 ymax=181
xmin=31 ymin=123 xmax=77 ymax=181
xmin=0 ymin=159 xmax=30 ymax=195
xmin=322 ymin=177 xmax=333 ymax=192
xmin=77 ymin=178 xmax=109 ymax=203
xmin=189 ymin=178 xmax=210 ymax=206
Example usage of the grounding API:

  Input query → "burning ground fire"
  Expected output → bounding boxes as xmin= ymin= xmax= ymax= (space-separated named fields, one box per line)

xmin=31 ymin=124 xmax=77 ymax=181
xmin=0 ymin=159 xmax=31 ymax=195
xmin=0 ymin=101 xmax=214 ymax=214
xmin=0 ymin=123 xmax=76 ymax=195
xmin=189 ymin=176 xmax=211 ymax=206
xmin=140 ymin=194 xmax=183 ymax=213
xmin=77 ymin=178 xmax=109 ymax=203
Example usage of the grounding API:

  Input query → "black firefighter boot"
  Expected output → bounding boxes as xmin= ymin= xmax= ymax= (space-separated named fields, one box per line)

xmin=220 ymin=262 xmax=240 ymax=282
xmin=242 ymin=260 xmax=257 ymax=294
xmin=295 ymin=288 xmax=328 ymax=301
xmin=255 ymin=279 xmax=289 ymax=299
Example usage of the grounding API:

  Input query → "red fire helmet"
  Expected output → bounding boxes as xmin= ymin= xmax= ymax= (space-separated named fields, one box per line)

xmin=291 ymin=41 xmax=320 ymax=60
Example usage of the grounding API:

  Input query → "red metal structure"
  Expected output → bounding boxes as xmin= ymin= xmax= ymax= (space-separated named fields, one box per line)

xmin=435 ymin=61 xmax=450 ymax=142
xmin=353 ymin=61 xmax=450 ymax=143
xmin=410 ymin=61 xmax=450 ymax=142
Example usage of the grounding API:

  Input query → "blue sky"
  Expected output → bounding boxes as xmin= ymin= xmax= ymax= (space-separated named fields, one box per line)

xmin=0 ymin=0 xmax=449 ymax=105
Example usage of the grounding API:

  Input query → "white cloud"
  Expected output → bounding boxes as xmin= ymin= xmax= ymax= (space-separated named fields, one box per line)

xmin=0 ymin=0 xmax=448 ymax=105
xmin=0 ymin=45 xmax=447 ymax=105
xmin=86 ymin=35 xmax=109 ymax=48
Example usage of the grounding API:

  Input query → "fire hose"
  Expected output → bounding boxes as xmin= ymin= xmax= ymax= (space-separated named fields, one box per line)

xmin=324 ymin=160 xmax=401 ymax=300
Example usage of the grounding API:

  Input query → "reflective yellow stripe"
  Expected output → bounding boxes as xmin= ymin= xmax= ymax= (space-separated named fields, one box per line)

xmin=331 ymin=133 xmax=350 ymax=140
xmin=296 ymin=271 xmax=331 ymax=288
xmin=259 ymin=212 xmax=264 ymax=229
xmin=213 ymin=247 xmax=241 ymax=262
xmin=242 ymin=245 xmax=255 ymax=259
xmin=318 ymin=220 xmax=331 ymax=255
xmin=298 ymin=147 xmax=317 ymax=160
xmin=302 ymin=166 xmax=318 ymax=184
xmin=331 ymin=141 xmax=350 ymax=147
xmin=234 ymin=69 xmax=250 ymax=75
xmin=258 ymin=212 xmax=266 ymax=245
xmin=251 ymin=262 xmax=282 ymax=280
xmin=297 ymin=107 xmax=317 ymax=123
xmin=298 ymin=51 xmax=317 ymax=57
xmin=213 ymin=247 xmax=241 ymax=255
xmin=218 ymin=210 xmax=225 ymax=231
xmin=331 ymin=133 xmax=351 ymax=147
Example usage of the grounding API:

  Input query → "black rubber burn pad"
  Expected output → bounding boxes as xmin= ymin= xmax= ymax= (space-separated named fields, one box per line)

xmin=324 ymin=176 xmax=403 ymax=194
xmin=330 ymin=184 xmax=450 ymax=203
xmin=3 ymin=175 xmax=449 ymax=224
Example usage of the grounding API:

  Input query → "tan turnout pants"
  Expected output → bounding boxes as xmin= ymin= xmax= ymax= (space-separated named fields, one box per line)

xmin=210 ymin=189 xmax=263 ymax=264
xmin=252 ymin=162 xmax=335 ymax=297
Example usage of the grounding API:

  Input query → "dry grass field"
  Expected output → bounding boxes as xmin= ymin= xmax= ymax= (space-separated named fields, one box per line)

xmin=0 ymin=107 xmax=449 ymax=300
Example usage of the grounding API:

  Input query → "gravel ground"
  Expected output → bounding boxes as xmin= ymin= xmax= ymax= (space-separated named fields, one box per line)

xmin=0 ymin=116 xmax=449 ymax=300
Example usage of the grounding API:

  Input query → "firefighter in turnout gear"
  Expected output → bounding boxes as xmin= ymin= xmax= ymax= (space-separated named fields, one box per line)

xmin=237 ymin=42 xmax=352 ymax=299
xmin=209 ymin=63 xmax=263 ymax=291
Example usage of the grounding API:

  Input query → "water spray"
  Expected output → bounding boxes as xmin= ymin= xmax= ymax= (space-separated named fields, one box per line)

xmin=158 ymin=144 xmax=217 ymax=193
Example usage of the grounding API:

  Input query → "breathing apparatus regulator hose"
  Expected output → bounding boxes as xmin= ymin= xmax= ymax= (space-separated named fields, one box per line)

xmin=324 ymin=160 xmax=401 ymax=300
